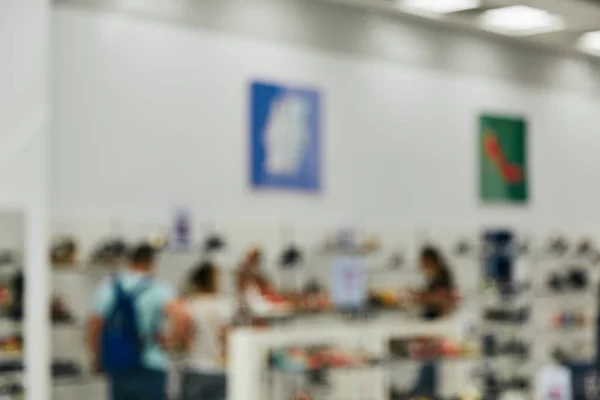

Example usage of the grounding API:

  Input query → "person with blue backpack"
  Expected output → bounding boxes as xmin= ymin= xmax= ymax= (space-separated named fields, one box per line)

xmin=87 ymin=243 xmax=189 ymax=400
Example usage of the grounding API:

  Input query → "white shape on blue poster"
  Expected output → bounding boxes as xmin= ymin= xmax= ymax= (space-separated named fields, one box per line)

xmin=249 ymin=81 xmax=321 ymax=191
xmin=329 ymin=257 xmax=367 ymax=309
xmin=171 ymin=207 xmax=192 ymax=251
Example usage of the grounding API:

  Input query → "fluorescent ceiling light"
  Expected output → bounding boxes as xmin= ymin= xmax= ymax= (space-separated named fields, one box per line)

xmin=479 ymin=6 xmax=566 ymax=36
xmin=578 ymin=31 xmax=600 ymax=56
xmin=400 ymin=0 xmax=480 ymax=15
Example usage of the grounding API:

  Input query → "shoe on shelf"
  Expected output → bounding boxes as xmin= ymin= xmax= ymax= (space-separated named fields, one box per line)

xmin=50 ymin=237 xmax=78 ymax=266
xmin=91 ymin=239 xmax=128 ymax=266
xmin=51 ymin=297 xmax=75 ymax=324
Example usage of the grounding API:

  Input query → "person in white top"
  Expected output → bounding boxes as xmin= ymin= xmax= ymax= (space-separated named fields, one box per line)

xmin=181 ymin=261 xmax=234 ymax=400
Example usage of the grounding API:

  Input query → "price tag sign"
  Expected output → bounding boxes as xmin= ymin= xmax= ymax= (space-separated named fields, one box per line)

xmin=329 ymin=257 xmax=367 ymax=309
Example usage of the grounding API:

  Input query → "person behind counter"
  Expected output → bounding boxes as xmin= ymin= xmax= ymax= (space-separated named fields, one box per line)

xmin=400 ymin=246 xmax=459 ymax=398
xmin=180 ymin=261 xmax=233 ymax=400
xmin=414 ymin=246 xmax=458 ymax=319
xmin=236 ymin=247 xmax=291 ymax=315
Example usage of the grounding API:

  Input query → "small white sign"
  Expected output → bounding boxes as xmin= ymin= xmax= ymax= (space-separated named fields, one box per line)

xmin=329 ymin=257 xmax=367 ymax=309
xmin=536 ymin=365 xmax=573 ymax=400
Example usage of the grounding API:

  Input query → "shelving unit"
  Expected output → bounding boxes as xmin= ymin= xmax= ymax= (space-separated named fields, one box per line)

xmin=0 ymin=255 xmax=25 ymax=399
xmin=529 ymin=249 xmax=599 ymax=383
xmin=47 ymin=218 xmax=600 ymax=400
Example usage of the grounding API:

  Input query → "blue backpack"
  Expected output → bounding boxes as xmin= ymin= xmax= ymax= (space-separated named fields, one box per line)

xmin=100 ymin=276 xmax=153 ymax=375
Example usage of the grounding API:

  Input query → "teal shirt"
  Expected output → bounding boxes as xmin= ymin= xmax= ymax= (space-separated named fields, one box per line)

xmin=91 ymin=270 xmax=176 ymax=371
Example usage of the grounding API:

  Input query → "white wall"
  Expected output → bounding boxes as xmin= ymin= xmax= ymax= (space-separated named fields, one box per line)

xmin=0 ymin=0 xmax=50 ymax=399
xmin=52 ymin=1 xmax=600 ymax=230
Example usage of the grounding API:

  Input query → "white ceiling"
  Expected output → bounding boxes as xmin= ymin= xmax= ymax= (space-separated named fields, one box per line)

xmin=319 ymin=0 xmax=600 ymax=55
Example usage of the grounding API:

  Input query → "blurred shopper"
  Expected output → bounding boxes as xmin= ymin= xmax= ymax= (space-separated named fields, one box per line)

xmin=87 ymin=244 xmax=188 ymax=400
xmin=236 ymin=247 xmax=273 ymax=294
xmin=180 ymin=261 xmax=233 ymax=400
xmin=236 ymin=247 xmax=290 ymax=315
xmin=415 ymin=246 xmax=458 ymax=319
xmin=401 ymin=246 xmax=459 ymax=397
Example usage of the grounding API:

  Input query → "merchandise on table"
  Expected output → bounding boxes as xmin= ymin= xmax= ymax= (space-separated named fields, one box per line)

xmin=389 ymin=336 xmax=474 ymax=360
xmin=368 ymin=289 xmax=401 ymax=308
xmin=269 ymin=345 xmax=371 ymax=372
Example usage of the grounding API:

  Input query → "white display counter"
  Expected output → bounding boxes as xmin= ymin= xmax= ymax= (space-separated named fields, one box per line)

xmin=228 ymin=315 xmax=474 ymax=400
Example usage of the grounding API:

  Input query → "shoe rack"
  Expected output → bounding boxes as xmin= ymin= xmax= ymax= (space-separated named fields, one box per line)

xmin=530 ymin=237 xmax=600 ymax=400
xmin=0 ymin=212 xmax=26 ymax=399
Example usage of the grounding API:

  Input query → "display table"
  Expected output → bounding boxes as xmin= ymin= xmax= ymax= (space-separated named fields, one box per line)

xmin=228 ymin=315 xmax=473 ymax=400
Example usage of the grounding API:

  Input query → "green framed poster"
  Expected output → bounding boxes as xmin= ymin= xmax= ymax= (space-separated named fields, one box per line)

xmin=479 ymin=114 xmax=528 ymax=203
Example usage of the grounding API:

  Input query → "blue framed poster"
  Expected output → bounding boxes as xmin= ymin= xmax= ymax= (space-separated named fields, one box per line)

xmin=249 ymin=80 xmax=321 ymax=191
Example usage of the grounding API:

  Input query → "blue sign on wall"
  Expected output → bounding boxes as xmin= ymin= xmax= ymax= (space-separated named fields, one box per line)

xmin=249 ymin=80 xmax=321 ymax=191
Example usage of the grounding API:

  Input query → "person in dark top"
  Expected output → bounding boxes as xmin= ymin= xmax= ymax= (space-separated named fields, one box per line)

xmin=417 ymin=246 xmax=457 ymax=319
xmin=403 ymin=246 xmax=459 ymax=398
